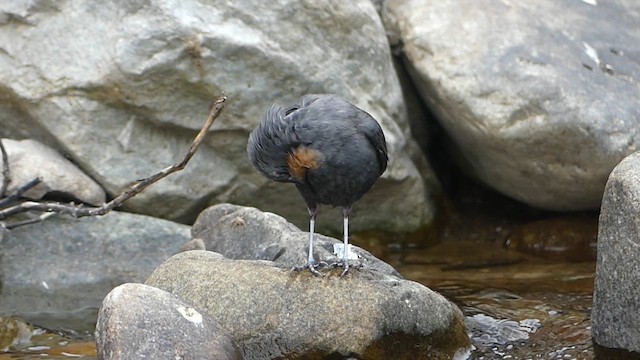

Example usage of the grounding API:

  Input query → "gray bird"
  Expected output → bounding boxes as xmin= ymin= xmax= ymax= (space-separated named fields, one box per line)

xmin=247 ymin=94 xmax=388 ymax=276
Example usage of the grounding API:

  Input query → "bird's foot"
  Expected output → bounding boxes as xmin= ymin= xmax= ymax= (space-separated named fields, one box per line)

xmin=292 ymin=260 xmax=328 ymax=276
xmin=328 ymin=260 xmax=350 ymax=276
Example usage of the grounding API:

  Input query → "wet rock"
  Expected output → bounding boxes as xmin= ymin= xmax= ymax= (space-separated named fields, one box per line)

xmin=0 ymin=316 xmax=36 ymax=351
xmin=593 ymin=152 xmax=640 ymax=353
xmin=382 ymin=0 xmax=640 ymax=211
xmin=179 ymin=237 xmax=206 ymax=252
xmin=191 ymin=203 xmax=400 ymax=277
xmin=0 ymin=0 xmax=435 ymax=233
xmin=465 ymin=314 xmax=541 ymax=347
xmin=146 ymin=250 xmax=471 ymax=360
xmin=0 ymin=138 xmax=105 ymax=205
xmin=508 ymin=215 xmax=598 ymax=262
xmin=96 ymin=283 xmax=242 ymax=360
xmin=0 ymin=211 xmax=190 ymax=322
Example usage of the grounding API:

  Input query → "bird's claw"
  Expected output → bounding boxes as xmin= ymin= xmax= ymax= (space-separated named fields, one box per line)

xmin=292 ymin=260 xmax=328 ymax=276
xmin=328 ymin=260 xmax=351 ymax=276
xmin=340 ymin=266 xmax=349 ymax=277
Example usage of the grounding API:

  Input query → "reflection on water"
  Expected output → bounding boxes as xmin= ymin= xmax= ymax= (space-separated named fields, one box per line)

xmin=0 ymin=325 xmax=96 ymax=359
xmin=0 ymin=308 xmax=98 ymax=358
xmin=367 ymin=238 xmax=597 ymax=360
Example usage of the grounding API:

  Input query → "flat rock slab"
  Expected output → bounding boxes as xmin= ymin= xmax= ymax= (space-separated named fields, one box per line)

xmin=146 ymin=250 xmax=470 ymax=360
xmin=592 ymin=152 xmax=640 ymax=353
xmin=96 ymin=283 xmax=242 ymax=360
xmin=191 ymin=203 xmax=400 ymax=277
xmin=0 ymin=211 xmax=190 ymax=325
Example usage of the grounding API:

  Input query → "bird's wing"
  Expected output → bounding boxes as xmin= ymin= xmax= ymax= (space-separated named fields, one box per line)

xmin=357 ymin=114 xmax=388 ymax=176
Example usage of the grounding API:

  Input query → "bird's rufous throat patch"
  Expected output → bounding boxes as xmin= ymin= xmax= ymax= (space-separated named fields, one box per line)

xmin=287 ymin=146 xmax=321 ymax=181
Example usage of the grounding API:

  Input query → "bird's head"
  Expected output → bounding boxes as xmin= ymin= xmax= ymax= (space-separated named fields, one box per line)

xmin=247 ymin=117 xmax=297 ymax=183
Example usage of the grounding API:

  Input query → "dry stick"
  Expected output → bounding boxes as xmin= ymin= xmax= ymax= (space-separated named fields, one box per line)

xmin=0 ymin=138 xmax=10 ymax=197
xmin=0 ymin=95 xmax=227 ymax=221
xmin=0 ymin=177 xmax=42 ymax=209
xmin=5 ymin=212 xmax=55 ymax=230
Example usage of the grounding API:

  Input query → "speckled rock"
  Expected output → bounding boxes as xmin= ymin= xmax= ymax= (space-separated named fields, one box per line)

xmin=146 ymin=251 xmax=470 ymax=360
xmin=593 ymin=152 xmax=640 ymax=353
xmin=96 ymin=283 xmax=242 ymax=360
xmin=191 ymin=203 xmax=400 ymax=277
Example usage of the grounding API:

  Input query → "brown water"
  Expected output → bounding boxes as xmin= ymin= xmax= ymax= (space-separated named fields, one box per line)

xmin=377 ymin=240 xmax=596 ymax=359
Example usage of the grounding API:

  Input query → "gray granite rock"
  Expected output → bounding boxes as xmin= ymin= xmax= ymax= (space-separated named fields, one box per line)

xmin=96 ymin=283 xmax=242 ymax=360
xmin=146 ymin=250 xmax=471 ymax=360
xmin=0 ymin=0 xmax=435 ymax=233
xmin=191 ymin=203 xmax=401 ymax=277
xmin=592 ymin=152 xmax=640 ymax=353
xmin=383 ymin=0 xmax=640 ymax=211
xmin=0 ymin=138 xmax=105 ymax=205
xmin=0 ymin=211 xmax=190 ymax=322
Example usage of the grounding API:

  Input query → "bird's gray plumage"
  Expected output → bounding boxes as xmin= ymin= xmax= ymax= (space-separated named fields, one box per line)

xmin=247 ymin=94 xmax=387 ymax=208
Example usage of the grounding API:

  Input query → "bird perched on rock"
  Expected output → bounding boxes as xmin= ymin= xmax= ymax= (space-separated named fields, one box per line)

xmin=247 ymin=94 xmax=388 ymax=276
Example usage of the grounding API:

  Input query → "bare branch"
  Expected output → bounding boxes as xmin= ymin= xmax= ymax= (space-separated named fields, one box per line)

xmin=0 ymin=95 xmax=227 ymax=221
xmin=0 ymin=177 xmax=42 ymax=209
xmin=5 ymin=212 xmax=55 ymax=230
xmin=0 ymin=138 xmax=10 ymax=197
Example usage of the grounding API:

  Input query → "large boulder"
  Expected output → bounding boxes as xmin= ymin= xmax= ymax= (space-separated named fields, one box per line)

xmin=383 ymin=0 xmax=640 ymax=211
xmin=96 ymin=283 xmax=242 ymax=360
xmin=0 ymin=0 xmax=435 ymax=232
xmin=146 ymin=250 xmax=471 ymax=360
xmin=0 ymin=211 xmax=190 ymax=325
xmin=592 ymin=152 xmax=640 ymax=353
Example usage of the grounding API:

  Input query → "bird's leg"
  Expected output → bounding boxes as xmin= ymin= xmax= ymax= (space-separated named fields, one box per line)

xmin=340 ymin=207 xmax=351 ymax=276
xmin=328 ymin=207 xmax=353 ymax=275
xmin=306 ymin=208 xmax=320 ymax=271
xmin=292 ymin=207 xmax=323 ymax=276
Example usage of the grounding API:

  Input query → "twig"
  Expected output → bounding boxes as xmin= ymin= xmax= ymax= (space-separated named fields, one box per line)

xmin=0 ymin=138 xmax=10 ymax=197
xmin=0 ymin=95 xmax=226 ymax=221
xmin=5 ymin=212 xmax=55 ymax=230
xmin=0 ymin=177 xmax=42 ymax=209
